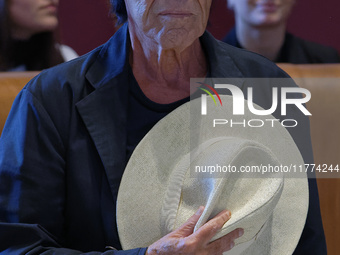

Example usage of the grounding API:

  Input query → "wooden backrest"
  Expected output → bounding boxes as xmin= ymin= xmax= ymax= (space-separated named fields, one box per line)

xmin=278 ymin=64 xmax=340 ymax=255
xmin=0 ymin=72 xmax=39 ymax=134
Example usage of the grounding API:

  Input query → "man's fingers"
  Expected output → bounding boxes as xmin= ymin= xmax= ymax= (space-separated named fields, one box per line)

xmin=146 ymin=208 xmax=244 ymax=255
xmin=208 ymin=228 xmax=244 ymax=253
xmin=192 ymin=210 xmax=231 ymax=242
xmin=176 ymin=206 xmax=205 ymax=236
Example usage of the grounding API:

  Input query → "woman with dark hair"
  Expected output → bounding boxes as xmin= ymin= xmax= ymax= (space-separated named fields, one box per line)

xmin=0 ymin=0 xmax=326 ymax=254
xmin=223 ymin=0 xmax=340 ymax=63
xmin=0 ymin=0 xmax=77 ymax=71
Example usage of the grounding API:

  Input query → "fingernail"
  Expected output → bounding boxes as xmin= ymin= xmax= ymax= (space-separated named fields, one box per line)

xmin=238 ymin=228 xmax=244 ymax=237
xmin=225 ymin=210 xmax=231 ymax=218
xmin=230 ymin=241 xmax=235 ymax=250
xmin=196 ymin=206 xmax=204 ymax=215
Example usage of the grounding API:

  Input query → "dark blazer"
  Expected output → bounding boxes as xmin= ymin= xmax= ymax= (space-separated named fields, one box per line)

xmin=223 ymin=27 xmax=340 ymax=64
xmin=0 ymin=23 xmax=326 ymax=254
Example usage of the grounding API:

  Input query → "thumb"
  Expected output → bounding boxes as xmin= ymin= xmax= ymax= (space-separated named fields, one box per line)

xmin=175 ymin=206 xmax=204 ymax=236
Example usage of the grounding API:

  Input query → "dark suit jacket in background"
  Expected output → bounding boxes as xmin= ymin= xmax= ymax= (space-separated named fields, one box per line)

xmin=223 ymin=27 xmax=340 ymax=64
xmin=0 ymin=23 xmax=327 ymax=254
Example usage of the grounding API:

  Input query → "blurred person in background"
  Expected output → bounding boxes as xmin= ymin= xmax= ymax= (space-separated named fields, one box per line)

xmin=222 ymin=0 xmax=340 ymax=63
xmin=0 ymin=0 xmax=78 ymax=71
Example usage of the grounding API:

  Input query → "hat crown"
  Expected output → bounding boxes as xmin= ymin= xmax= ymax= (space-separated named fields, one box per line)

xmin=161 ymin=137 xmax=284 ymax=251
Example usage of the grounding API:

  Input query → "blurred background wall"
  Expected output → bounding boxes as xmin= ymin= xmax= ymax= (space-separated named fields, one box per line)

xmin=58 ymin=0 xmax=340 ymax=56
xmin=58 ymin=0 xmax=115 ymax=56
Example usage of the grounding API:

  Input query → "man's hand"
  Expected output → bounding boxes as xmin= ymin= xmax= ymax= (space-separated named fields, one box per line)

xmin=146 ymin=206 xmax=243 ymax=255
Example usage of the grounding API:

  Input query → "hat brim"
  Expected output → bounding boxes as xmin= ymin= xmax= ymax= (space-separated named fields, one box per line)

xmin=117 ymin=95 xmax=308 ymax=254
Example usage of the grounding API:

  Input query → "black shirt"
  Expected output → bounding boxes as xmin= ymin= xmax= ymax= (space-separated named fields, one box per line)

xmin=126 ymin=66 xmax=190 ymax=162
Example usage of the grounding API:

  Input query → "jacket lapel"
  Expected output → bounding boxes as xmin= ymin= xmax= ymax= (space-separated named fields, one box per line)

xmin=76 ymin=24 xmax=130 ymax=193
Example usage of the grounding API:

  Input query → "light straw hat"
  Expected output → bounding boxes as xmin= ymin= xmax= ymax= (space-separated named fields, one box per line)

xmin=117 ymin=95 xmax=308 ymax=255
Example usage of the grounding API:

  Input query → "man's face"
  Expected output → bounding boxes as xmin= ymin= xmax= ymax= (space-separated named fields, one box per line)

xmin=124 ymin=0 xmax=212 ymax=50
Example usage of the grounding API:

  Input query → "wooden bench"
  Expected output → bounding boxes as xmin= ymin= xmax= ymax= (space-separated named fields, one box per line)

xmin=1 ymin=66 xmax=340 ymax=254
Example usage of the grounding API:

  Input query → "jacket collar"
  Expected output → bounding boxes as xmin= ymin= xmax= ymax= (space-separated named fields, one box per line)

xmin=200 ymin=29 xmax=243 ymax=79
xmin=85 ymin=23 xmax=131 ymax=90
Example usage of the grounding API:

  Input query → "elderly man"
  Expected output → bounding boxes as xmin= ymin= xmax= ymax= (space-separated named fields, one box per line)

xmin=0 ymin=0 xmax=326 ymax=254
